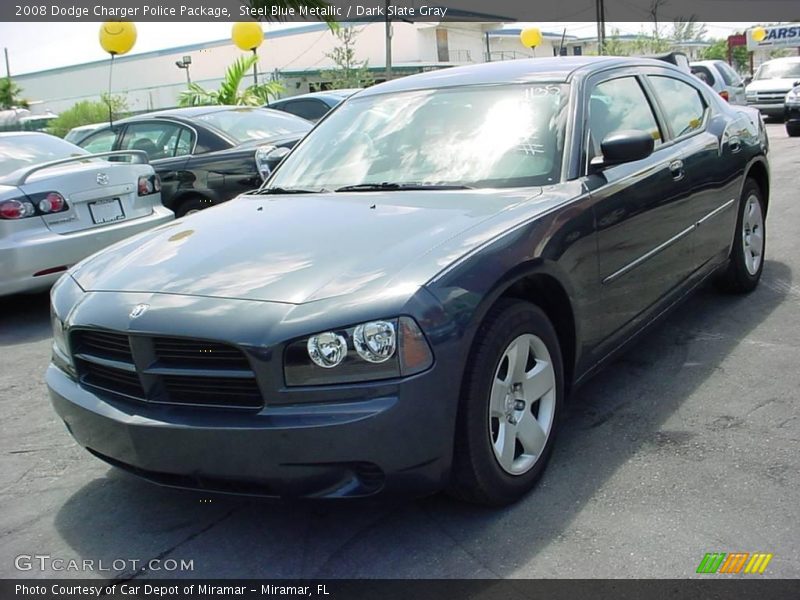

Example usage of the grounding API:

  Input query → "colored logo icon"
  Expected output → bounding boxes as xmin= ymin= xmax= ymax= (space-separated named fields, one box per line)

xmin=697 ymin=552 xmax=773 ymax=574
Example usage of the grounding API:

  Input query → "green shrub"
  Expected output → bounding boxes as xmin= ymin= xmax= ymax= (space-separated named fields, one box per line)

xmin=49 ymin=95 xmax=127 ymax=138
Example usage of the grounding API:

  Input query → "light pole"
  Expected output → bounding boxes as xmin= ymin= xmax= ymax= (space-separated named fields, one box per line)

xmin=175 ymin=55 xmax=192 ymax=85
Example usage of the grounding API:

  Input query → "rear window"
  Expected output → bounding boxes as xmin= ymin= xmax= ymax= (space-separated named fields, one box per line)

xmin=691 ymin=66 xmax=716 ymax=86
xmin=194 ymin=108 xmax=311 ymax=143
xmin=0 ymin=134 xmax=86 ymax=177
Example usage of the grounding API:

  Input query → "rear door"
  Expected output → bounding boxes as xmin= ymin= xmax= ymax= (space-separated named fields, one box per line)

xmin=583 ymin=68 xmax=699 ymax=343
xmin=647 ymin=73 xmax=741 ymax=268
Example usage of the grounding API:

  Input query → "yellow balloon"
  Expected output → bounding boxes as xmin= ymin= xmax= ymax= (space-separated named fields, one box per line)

xmin=99 ymin=21 xmax=137 ymax=56
xmin=751 ymin=27 xmax=767 ymax=43
xmin=520 ymin=27 xmax=543 ymax=49
xmin=232 ymin=22 xmax=264 ymax=52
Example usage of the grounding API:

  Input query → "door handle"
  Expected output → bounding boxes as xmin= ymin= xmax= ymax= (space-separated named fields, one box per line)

xmin=729 ymin=136 xmax=742 ymax=153
xmin=668 ymin=159 xmax=685 ymax=181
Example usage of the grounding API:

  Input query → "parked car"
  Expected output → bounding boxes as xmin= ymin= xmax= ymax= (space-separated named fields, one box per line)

xmin=76 ymin=107 xmax=312 ymax=217
xmin=48 ymin=57 xmax=769 ymax=505
xmin=266 ymin=89 xmax=361 ymax=122
xmin=745 ymin=56 xmax=800 ymax=119
xmin=0 ymin=132 xmax=172 ymax=296
xmin=690 ymin=60 xmax=746 ymax=104
xmin=64 ymin=122 xmax=107 ymax=145
xmin=785 ymin=85 xmax=800 ymax=136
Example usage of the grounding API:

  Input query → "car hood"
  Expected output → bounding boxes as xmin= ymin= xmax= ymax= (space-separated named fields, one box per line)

xmin=71 ymin=188 xmax=542 ymax=304
xmin=746 ymin=78 xmax=800 ymax=93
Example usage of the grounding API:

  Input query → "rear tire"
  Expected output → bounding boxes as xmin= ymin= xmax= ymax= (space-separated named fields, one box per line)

xmin=448 ymin=299 xmax=563 ymax=506
xmin=715 ymin=178 xmax=766 ymax=294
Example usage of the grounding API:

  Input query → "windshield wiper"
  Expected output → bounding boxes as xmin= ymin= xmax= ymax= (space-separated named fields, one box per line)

xmin=335 ymin=182 xmax=473 ymax=192
xmin=255 ymin=187 xmax=330 ymax=195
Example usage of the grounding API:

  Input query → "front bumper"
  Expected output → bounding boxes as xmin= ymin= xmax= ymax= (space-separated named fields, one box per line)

xmin=785 ymin=103 xmax=800 ymax=125
xmin=0 ymin=206 xmax=173 ymax=296
xmin=48 ymin=364 xmax=451 ymax=498
xmin=746 ymin=102 xmax=786 ymax=118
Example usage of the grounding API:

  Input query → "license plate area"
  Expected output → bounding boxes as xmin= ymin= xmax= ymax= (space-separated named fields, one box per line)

xmin=89 ymin=198 xmax=125 ymax=224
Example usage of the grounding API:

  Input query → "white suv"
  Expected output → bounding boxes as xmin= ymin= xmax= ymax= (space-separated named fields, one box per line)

xmin=690 ymin=60 xmax=746 ymax=105
xmin=746 ymin=56 xmax=800 ymax=119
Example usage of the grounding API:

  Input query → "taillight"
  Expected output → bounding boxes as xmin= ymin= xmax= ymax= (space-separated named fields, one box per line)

xmin=719 ymin=90 xmax=730 ymax=102
xmin=38 ymin=192 xmax=66 ymax=213
xmin=138 ymin=175 xmax=161 ymax=196
xmin=0 ymin=191 xmax=68 ymax=220
xmin=0 ymin=199 xmax=35 ymax=220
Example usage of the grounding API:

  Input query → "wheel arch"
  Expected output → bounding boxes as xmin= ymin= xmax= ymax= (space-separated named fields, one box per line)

xmin=459 ymin=262 xmax=581 ymax=399
xmin=744 ymin=158 xmax=770 ymax=215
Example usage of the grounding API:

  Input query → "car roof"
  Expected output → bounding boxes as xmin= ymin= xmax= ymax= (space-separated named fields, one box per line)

xmin=115 ymin=105 xmax=287 ymax=125
xmin=358 ymin=56 xmax=686 ymax=96
xmin=0 ymin=131 xmax=57 ymax=140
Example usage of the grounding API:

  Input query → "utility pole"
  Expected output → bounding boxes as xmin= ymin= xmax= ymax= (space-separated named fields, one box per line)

xmin=384 ymin=0 xmax=392 ymax=81
xmin=3 ymin=48 xmax=10 ymax=79
xmin=596 ymin=0 xmax=606 ymax=55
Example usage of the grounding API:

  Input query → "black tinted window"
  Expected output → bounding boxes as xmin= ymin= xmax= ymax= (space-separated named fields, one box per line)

xmin=282 ymin=100 xmax=329 ymax=121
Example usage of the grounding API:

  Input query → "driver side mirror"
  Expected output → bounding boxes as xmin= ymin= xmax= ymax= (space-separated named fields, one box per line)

xmin=255 ymin=145 xmax=291 ymax=181
xmin=743 ymin=75 xmax=753 ymax=86
xmin=590 ymin=130 xmax=655 ymax=172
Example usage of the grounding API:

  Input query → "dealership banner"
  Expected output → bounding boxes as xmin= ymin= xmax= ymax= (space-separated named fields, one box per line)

xmin=3 ymin=579 xmax=800 ymax=599
xmin=3 ymin=0 xmax=800 ymax=22
xmin=746 ymin=24 xmax=800 ymax=50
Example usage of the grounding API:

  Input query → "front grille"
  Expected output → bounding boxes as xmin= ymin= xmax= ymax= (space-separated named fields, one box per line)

xmin=78 ymin=360 xmax=146 ymax=399
xmin=73 ymin=330 xmax=133 ymax=362
xmin=70 ymin=328 xmax=262 ymax=410
xmin=161 ymin=376 xmax=262 ymax=409
xmin=153 ymin=338 xmax=250 ymax=369
xmin=748 ymin=93 xmax=785 ymax=104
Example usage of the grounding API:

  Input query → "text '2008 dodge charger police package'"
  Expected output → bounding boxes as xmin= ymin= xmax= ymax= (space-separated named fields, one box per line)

xmin=48 ymin=57 xmax=769 ymax=506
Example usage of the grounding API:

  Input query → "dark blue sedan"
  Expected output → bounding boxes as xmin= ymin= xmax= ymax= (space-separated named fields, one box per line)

xmin=48 ymin=57 xmax=769 ymax=505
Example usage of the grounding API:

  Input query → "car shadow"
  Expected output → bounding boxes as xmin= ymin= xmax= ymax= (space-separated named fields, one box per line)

xmin=0 ymin=291 xmax=51 ymax=346
xmin=52 ymin=261 xmax=791 ymax=578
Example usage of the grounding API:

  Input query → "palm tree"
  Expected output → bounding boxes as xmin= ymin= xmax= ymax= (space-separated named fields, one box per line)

xmin=178 ymin=55 xmax=284 ymax=107
xmin=0 ymin=78 xmax=28 ymax=109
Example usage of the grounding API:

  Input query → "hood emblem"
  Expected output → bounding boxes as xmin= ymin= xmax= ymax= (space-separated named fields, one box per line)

xmin=129 ymin=303 xmax=150 ymax=319
xmin=96 ymin=173 xmax=109 ymax=185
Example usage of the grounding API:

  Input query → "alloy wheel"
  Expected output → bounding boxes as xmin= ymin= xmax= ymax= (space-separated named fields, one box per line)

xmin=742 ymin=193 xmax=764 ymax=276
xmin=488 ymin=333 xmax=556 ymax=476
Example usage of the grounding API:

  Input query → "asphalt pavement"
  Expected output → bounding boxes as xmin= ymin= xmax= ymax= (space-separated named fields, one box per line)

xmin=1 ymin=123 xmax=798 ymax=579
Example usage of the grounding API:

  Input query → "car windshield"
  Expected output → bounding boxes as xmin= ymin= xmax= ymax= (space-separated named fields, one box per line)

xmin=195 ymin=108 xmax=312 ymax=143
xmin=0 ymin=134 xmax=87 ymax=177
xmin=754 ymin=61 xmax=800 ymax=80
xmin=266 ymin=83 xmax=570 ymax=191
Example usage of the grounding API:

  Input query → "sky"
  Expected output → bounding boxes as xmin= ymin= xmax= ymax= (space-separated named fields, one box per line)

xmin=0 ymin=21 xmax=760 ymax=76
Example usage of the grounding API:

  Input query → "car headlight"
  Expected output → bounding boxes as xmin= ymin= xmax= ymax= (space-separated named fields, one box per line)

xmin=786 ymin=88 xmax=800 ymax=104
xmin=285 ymin=316 xmax=433 ymax=386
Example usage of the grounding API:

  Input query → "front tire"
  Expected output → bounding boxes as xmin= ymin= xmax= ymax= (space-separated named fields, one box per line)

xmin=716 ymin=178 xmax=766 ymax=294
xmin=449 ymin=299 xmax=564 ymax=506
xmin=787 ymin=123 xmax=800 ymax=137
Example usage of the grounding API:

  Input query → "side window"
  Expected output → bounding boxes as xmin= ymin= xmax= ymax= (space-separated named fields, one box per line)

xmin=716 ymin=62 xmax=742 ymax=86
xmin=80 ymin=129 xmax=117 ymax=154
xmin=648 ymin=76 xmax=707 ymax=138
xmin=284 ymin=100 xmax=328 ymax=121
xmin=691 ymin=66 xmax=716 ymax=86
xmin=173 ymin=127 xmax=194 ymax=157
xmin=587 ymin=76 xmax=662 ymax=164
xmin=120 ymin=122 xmax=191 ymax=161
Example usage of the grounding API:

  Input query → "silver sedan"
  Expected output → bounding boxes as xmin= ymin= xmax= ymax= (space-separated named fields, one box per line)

xmin=0 ymin=132 xmax=174 ymax=296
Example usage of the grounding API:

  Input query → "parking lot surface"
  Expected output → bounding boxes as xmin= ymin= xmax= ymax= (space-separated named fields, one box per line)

xmin=1 ymin=124 xmax=798 ymax=579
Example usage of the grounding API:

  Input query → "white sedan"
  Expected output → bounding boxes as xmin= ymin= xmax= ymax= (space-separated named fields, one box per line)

xmin=0 ymin=132 xmax=174 ymax=296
